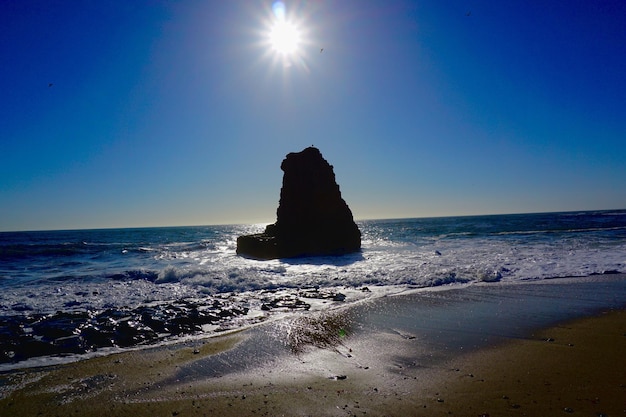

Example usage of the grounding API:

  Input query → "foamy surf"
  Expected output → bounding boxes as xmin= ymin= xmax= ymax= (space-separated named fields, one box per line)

xmin=1 ymin=210 xmax=625 ymax=368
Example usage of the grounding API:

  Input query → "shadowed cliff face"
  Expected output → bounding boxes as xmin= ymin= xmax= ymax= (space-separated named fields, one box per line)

xmin=237 ymin=147 xmax=361 ymax=259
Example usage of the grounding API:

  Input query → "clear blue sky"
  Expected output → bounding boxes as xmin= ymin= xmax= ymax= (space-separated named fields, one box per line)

xmin=2 ymin=0 xmax=625 ymax=231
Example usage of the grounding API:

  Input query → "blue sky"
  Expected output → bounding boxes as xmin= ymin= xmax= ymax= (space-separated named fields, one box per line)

xmin=1 ymin=0 xmax=625 ymax=231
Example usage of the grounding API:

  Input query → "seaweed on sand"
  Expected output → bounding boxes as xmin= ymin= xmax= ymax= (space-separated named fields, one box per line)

xmin=279 ymin=311 xmax=353 ymax=354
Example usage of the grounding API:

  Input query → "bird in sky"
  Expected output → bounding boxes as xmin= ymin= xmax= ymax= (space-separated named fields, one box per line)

xmin=320 ymin=48 xmax=324 ymax=53
xmin=48 ymin=83 xmax=53 ymax=87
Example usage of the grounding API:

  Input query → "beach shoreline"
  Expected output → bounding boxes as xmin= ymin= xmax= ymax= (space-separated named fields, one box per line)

xmin=1 ymin=275 xmax=625 ymax=416
xmin=430 ymin=308 xmax=626 ymax=416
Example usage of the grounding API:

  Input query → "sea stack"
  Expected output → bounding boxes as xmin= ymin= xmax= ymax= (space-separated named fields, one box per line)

xmin=237 ymin=147 xmax=361 ymax=259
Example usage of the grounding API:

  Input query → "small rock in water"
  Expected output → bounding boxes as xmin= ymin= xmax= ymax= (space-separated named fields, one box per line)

xmin=480 ymin=270 xmax=502 ymax=282
xmin=260 ymin=295 xmax=311 ymax=311
xmin=332 ymin=293 xmax=346 ymax=302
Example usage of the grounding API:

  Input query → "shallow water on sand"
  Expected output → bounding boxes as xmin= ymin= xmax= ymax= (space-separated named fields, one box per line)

xmin=159 ymin=275 xmax=626 ymax=384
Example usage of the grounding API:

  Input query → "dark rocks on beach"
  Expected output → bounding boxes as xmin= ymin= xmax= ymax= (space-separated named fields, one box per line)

xmin=236 ymin=147 xmax=361 ymax=259
xmin=299 ymin=288 xmax=346 ymax=301
xmin=0 ymin=298 xmax=250 ymax=364
xmin=260 ymin=294 xmax=310 ymax=311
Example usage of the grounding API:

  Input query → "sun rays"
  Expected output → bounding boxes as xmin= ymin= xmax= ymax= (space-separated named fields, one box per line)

xmin=269 ymin=19 xmax=301 ymax=55
xmin=260 ymin=1 xmax=311 ymax=71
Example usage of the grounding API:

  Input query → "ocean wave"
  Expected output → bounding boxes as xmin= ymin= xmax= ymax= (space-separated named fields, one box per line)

xmin=107 ymin=270 xmax=160 ymax=282
xmin=0 ymin=242 xmax=90 ymax=261
xmin=156 ymin=265 xmax=181 ymax=283
xmin=2 ymin=212 xmax=625 ymax=318
xmin=493 ymin=225 xmax=626 ymax=237
xmin=602 ymin=211 xmax=626 ymax=216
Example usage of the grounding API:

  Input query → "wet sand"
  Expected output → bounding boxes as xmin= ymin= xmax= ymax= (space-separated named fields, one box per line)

xmin=1 ymin=275 xmax=625 ymax=416
xmin=431 ymin=309 xmax=626 ymax=416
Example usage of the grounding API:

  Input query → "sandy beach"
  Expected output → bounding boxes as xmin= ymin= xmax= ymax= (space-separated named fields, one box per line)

xmin=1 ymin=275 xmax=625 ymax=416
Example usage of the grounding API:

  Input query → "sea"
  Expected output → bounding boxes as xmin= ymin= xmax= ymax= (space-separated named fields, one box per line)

xmin=1 ymin=209 xmax=625 ymax=369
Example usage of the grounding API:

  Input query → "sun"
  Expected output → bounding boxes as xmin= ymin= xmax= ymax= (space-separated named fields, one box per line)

xmin=258 ymin=1 xmax=311 ymax=70
xmin=269 ymin=20 xmax=301 ymax=55
xmin=264 ymin=1 xmax=305 ymax=58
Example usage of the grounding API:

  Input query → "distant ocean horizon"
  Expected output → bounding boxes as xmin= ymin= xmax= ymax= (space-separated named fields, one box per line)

xmin=1 ymin=209 xmax=625 ymax=368
xmin=7 ymin=208 xmax=626 ymax=234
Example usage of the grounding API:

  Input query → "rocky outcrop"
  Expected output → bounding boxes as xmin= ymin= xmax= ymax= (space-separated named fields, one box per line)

xmin=237 ymin=147 xmax=361 ymax=259
xmin=0 ymin=298 xmax=250 ymax=364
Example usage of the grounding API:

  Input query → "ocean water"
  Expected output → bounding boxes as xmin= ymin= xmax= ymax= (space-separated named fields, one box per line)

xmin=1 ymin=210 xmax=625 ymax=367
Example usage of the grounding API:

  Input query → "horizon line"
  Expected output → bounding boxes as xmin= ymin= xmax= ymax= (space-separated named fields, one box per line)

xmin=2 ymin=207 xmax=624 ymax=234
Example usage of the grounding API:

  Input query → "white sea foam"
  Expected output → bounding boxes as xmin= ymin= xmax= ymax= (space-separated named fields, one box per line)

xmin=2 ymin=214 xmax=625 ymax=318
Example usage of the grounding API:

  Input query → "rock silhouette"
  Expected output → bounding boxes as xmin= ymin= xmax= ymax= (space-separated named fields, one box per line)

xmin=237 ymin=147 xmax=361 ymax=259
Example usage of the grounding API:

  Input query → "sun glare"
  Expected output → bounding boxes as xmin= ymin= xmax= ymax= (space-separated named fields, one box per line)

xmin=259 ymin=1 xmax=311 ymax=71
xmin=269 ymin=20 xmax=301 ymax=55
xmin=264 ymin=1 xmax=304 ymax=58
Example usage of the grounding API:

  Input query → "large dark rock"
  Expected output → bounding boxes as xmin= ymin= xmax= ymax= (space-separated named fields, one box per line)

xmin=237 ymin=147 xmax=361 ymax=259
